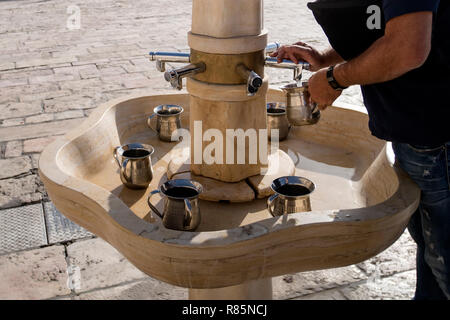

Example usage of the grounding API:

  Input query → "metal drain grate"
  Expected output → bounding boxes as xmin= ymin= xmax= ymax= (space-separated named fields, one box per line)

xmin=43 ymin=202 xmax=93 ymax=244
xmin=0 ymin=204 xmax=48 ymax=255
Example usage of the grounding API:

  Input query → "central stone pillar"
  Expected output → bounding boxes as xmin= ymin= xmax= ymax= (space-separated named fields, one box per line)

xmin=187 ymin=0 xmax=268 ymax=183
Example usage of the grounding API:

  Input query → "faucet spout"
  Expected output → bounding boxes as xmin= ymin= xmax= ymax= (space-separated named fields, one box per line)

xmin=164 ymin=62 xmax=206 ymax=90
xmin=236 ymin=64 xmax=263 ymax=96
xmin=265 ymin=57 xmax=310 ymax=82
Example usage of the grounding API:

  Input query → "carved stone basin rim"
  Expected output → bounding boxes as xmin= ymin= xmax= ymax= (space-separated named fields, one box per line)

xmin=39 ymin=89 xmax=420 ymax=289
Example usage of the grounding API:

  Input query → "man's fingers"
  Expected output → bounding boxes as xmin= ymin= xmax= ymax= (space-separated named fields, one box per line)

xmin=273 ymin=46 xmax=309 ymax=64
xmin=294 ymin=41 xmax=307 ymax=47
xmin=288 ymin=52 xmax=299 ymax=64
xmin=277 ymin=48 xmax=285 ymax=63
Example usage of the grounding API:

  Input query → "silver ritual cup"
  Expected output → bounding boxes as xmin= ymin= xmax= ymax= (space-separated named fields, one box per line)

xmin=113 ymin=143 xmax=155 ymax=189
xmin=267 ymin=176 xmax=315 ymax=217
xmin=280 ymin=82 xmax=320 ymax=126
xmin=148 ymin=104 xmax=184 ymax=142
xmin=148 ymin=179 xmax=203 ymax=231
xmin=267 ymin=102 xmax=291 ymax=141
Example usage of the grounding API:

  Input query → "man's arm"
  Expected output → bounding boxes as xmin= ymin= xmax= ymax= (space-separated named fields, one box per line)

xmin=318 ymin=47 xmax=345 ymax=69
xmin=334 ymin=11 xmax=433 ymax=87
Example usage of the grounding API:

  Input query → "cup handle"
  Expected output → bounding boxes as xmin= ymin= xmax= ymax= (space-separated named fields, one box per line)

xmin=148 ymin=114 xmax=157 ymax=132
xmin=120 ymin=158 xmax=131 ymax=183
xmin=184 ymin=199 xmax=192 ymax=227
xmin=267 ymin=194 xmax=279 ymax=217
xmin=148 ymin=190 xmax=163 ymax=219
xmin=113 ymin=146 xmax=121 ymax=168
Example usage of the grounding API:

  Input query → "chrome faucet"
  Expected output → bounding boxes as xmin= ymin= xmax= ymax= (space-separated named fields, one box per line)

xmin=149 ymin=52 xmax=201 ymax=90
xmin=236 ymin=63 xmax=263 ymax=96
xmin=265 ymin=57 xmax=310 ymax=82
xmin=149 ymin=52 xmax=191 ymax=72
xmin=264 ymin=42 xmax=311 ymax=82
xmin=148 ymin=43 xmax=311 ymax=90
xmin=164 ymin=62 xmax=206 ymax=90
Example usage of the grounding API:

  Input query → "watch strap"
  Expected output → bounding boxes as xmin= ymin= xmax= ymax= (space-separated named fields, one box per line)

xmin=327 ymin=65 xmax=348 ymax=91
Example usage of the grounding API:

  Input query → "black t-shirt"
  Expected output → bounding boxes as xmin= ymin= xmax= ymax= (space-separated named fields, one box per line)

xmin=308 ymin=0 xmax=450 ymax=145
xmin=361 ymin=0 xmax=450 ymax=145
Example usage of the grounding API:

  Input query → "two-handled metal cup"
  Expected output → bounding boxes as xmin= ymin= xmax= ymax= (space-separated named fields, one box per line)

xmin=267 ymin=176 xmax=315 ymax=217
xmin=281 ymin=82 xmax=321 ymax=126
xmin=148 ymin=179 xmax=203 ymax=231
xmin=267 ymin=102 xmax=291 ymax=141
xmin=113 ymin=143 xmax=155 ymax=189
xmin=147 ymin=104 xmax=184 ymax=142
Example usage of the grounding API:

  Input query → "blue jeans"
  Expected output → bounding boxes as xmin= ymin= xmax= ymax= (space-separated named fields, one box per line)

xmin=393 ymin=142 xmax=450 ymax=300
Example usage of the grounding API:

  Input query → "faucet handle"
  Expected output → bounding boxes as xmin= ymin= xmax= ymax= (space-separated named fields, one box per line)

xmin=265 ymin=57 xmax=311 ymax=82
xmin=265 ymin=42 xmax=281 ymax=55
xmin=265 ymin=57 xmax=311 ymax=70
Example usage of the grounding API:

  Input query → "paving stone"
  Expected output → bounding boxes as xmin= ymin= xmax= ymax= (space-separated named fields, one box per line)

xmin=1 ymin=68 xmax=53 ymax=81
xmin=19 ymin=89 xmax=72 ymax=103
xmin=72 ymin=58 xmax=110 ymax=67
xmin=15 ymin=56 xmax=78 ymax=69
xmin=4 ymin=141 xmax=22 ymax=158
xmin=84 ymin=109 xmax=96 ymax=117
xmin=120 ymin=61 xmax=149 ymax=73
xmin=79 ymin=67 xmax=100 ymax=79
xmin=294 ymin=288 xmax=347 ymax=300
xmin=0 ymin=118 xmax=25 ymax=127
xmin=88 ymin=44 xmax=141 ymax=55
xmin=0 ymin=62 xmax=15 ymax=71
xmin=29 ymin=73 xmax=79 ymax=85
xmin=43 ymin=202 xmax=93 ymax=244
xmin=73 ymin=278 xmax=187 ymax=300
xmin=357 ymin=231 xmax=416 ymax=277
xmin=25 ymin=113 xmax=54 ymax=124
xmin=5 ymin=83 xmax=60 ymax=98
xmin=66 ymin=238 xmax=147 ymax=293
xmin=0 ymin=203 xmax=47 ymax=255
xmin=0 ymin=118 xmax=83 ymax=142
xmin=0 ymin=175 xmax=42 ymax=209
xmin=0 ymin=102 xmax=42 ymax=120
xmin=31 ymin=153 xmax=40 ymax=169
xmin=340 ymin=271 xmax=416 ymax=300
xmin=53 ymin=110 xmax=85 ymax=121
xmin=0 ymin=156 xmax=32 ymax=179
xmin=98 ymin=66 xmax=126 ymax=77
xmin=43 ymin=95 xmax=95 ymax=113
xmin=130 ymin=58 xmax=155 ymax=71
xmin=0 ymin=245 xmax=70 ymax=299
xmin=53 ymin=64 xmax=99 ymax=79
xmin=273 ymin=265 xmax=367 ymax=300
xmin=0 ymin=78 xmax=28 ymax=89
xmin=23 ymin=136 xmax=59 ymax=153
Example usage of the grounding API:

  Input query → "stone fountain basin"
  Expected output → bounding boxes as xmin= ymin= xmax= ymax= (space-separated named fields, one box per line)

xmin=39 ymin=89 xmax=419 ymax=289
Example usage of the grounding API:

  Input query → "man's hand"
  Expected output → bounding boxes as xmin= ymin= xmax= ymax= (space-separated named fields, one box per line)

xmin=308 ymin=68 xmax=342 ymax=110
xmin=270 ymin=42 xmax=326 ymax=71
xmin=270 ymin=41 xmax=344 ymax=71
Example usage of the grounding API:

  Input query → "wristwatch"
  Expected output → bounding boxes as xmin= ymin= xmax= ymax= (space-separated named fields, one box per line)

xmin=327 ymin=65 xmax=348 ymax=91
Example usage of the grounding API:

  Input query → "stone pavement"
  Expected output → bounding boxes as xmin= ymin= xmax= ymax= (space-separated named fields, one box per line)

xmin=0 ymin=0 xmax=415 ymax=300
